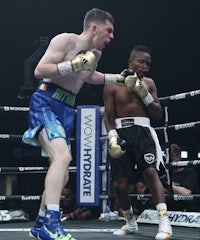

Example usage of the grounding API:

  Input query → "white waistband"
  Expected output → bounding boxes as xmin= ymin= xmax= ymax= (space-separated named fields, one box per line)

xmin=115 ymin=117 xmax=150 ymax=129
xmin=115 ymin=116 xmax=165 ymax=171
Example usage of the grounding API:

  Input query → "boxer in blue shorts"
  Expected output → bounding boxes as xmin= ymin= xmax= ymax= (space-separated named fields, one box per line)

xmin=22 ymin=8 xmax=138 ymax=240
xmin=23 ymin=81 xmax=76 ymax=149
xmin=104 ymin=45 xmax=172 ymax=240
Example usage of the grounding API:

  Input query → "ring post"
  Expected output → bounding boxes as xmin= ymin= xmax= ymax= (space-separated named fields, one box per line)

xmin=76 ymin=105 xmax=100 ymax=206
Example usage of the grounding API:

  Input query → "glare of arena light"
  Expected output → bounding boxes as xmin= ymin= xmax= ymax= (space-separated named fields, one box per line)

xmin=181 ymin=151 xmax=188 ymax=159
xmin=197 ymin=152 xmax=200 ymax=158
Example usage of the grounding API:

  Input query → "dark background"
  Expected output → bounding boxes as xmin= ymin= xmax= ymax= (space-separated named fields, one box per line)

xmin=0 ymin=0 xmax=199 ymax=199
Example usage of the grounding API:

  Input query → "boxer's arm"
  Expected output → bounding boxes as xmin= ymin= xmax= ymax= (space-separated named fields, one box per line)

xmin=103 ymin=85 xmax=116 ymax=131
xmin=88 ymin=69 xmax=134 ymax=86
xmin=146 ymin=80 xmax=163 ymax=121
xmin=172 ymin=185 xmax=192 ymax=195
xmin=103 ymin=86 xmax=126 ymax=159
xmin=34 ymin=34 xmax=72 ymax=79
xmin=34 ymin=34 xmax=96 ymax=79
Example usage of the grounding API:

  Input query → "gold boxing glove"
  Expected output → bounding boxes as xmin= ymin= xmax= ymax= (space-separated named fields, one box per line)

xmin=71 ymin=50 xmax=96 ymax=72
xmin=57 ymin=50 xmax=96 ymax=76
xmin=125 ymin=75 xmax=154 ymax=106
xmin=104 ymin=69 xmax=134 ymax=86
xmin=108 ymin=129 xmax=126 ymax=159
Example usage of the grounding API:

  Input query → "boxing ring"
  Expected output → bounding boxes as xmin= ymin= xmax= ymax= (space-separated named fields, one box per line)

xmin=0 ymin=89 xmax=200 ymax=239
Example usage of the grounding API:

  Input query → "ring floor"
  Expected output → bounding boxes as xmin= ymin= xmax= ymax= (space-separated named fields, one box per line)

xmin=0 ymin=219 xmax=199 ymax=240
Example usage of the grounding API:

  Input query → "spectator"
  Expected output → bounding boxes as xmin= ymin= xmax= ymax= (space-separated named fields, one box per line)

xmin=60 ymin=184 xmax=76 ymax=216
xmin=133 ymin=179 xmax=155 ymax=216
xmin=162 ymin=144 xmax=200 ymax=212
xmin=61 ymin=185 xmax=100 ymax=220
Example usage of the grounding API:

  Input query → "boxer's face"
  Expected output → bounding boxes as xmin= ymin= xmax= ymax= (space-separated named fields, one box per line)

xmin=129 ymin=51 xmax=151 ymax=78
xmin=92 ymin=20 xmax=114 ymax=50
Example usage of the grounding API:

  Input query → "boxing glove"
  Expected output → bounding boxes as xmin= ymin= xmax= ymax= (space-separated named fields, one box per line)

xmin=57 ymin=50 xmax=96 ymax=76
xmin=71 ymin=50 xmax=96 ymax=72
xmin=120 ymin=68 xmax=134 ymax=77
xmin=104 ymin=69 xmax=135 ymax=87
xmin=108 ymin=129 xmax=127 ymax=159
xmin=125 ymin=75 xmax=154 ymax=106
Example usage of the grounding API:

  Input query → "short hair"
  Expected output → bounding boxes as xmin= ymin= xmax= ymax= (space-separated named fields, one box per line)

xmin=83 ymin=8 xmax=114 ymax=30
xmin=170 ymin=144 xmax=181 ymax=158
xmin=130 ymin=45 xmax=152 ymax=58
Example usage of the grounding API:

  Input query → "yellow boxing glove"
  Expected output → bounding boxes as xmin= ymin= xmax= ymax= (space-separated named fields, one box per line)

xmin=108 ymin=129 xmax=127 ymax=159
xmin=57 ymin=50 xmax=96 ymax=76
xmin=104 ymin=69 xmax=134 ymax=86
xmin=125 ymin=75 xmax=154 ymax=106
xmin=71 ymin=50 xmax=96 ymax=72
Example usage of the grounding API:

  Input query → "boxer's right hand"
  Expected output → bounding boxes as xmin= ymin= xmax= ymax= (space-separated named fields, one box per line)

xmin=71 ymin=50 xmax=96 ymax=72
xmin=108 ymin=130 xmax=126 ymax=159
xmin=115 ymin=69 xmax=135 ymax=86
xmin=120 ymin=68 xmax=134 ymax=77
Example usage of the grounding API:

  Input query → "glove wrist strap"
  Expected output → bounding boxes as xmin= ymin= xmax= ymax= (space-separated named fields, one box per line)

xmin=104 ymin=74 xmax=118 ymax=85
xmin=143 ymin=92 xmax=154 ymax=106
xmin=108 ymin=129 xmax=118 ymax=140
xmin=57 ymin=61 xmax=73 ymax=76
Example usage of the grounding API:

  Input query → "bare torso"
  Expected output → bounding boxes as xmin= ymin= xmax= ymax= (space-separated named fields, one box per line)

xmin=103 ymin=75 xmax=163 ymax=131
xmin=35 ymin=33 xmax=103 ymax=94
xmin=104 ymin=77 xmax=155 ymax=119
xmin=113 ymin=86 xmax=148 ymax=117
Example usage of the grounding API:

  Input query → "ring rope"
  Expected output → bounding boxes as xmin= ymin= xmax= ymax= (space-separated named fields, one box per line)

xmin=1 ymin=120 xmax=199 ymax=141
xmin=0 ymin=134 xmax=75 ymax=141
xmin=0 ymin=89 xmax=199 ymax=113
xmin=0 ymin=165 xmax=110 ymax=175
xmin=166 ymin=160 xmax=200 ymax=168
xmin=1 ymin=194 xmax=200 ymax=202
xmin=0 ymin=160 xmax=199 ymax=175
xmin=159 ymin=89 xmax=200 ymax=105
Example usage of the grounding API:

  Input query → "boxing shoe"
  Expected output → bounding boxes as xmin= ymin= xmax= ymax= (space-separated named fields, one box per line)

xmin=155 ymin=210 xmax=172 ymax=240
xmin=38 ymin=210 xmax=76 ymax=240
xmin=113 ymin=214 xmax=138 ymax=235
xmin=29 ymin=215 xmax=44 ymax=239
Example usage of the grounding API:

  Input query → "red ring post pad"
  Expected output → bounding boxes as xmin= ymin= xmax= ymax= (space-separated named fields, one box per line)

xmin=76 ymin=106 xmax=100 ymax=206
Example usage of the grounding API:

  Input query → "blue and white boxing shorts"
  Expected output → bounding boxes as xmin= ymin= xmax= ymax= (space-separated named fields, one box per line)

xmin=22 ymin=81 xmax=76 ymax=157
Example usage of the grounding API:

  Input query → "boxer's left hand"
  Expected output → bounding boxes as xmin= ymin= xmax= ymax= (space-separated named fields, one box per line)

xmin=125 ymin=75 xmax=154 ymax=106
xmin=71 ymin=50 xmax=96 ymax=72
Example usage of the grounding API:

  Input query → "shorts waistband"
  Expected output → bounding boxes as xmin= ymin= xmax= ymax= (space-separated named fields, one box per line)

xmin=38 ymin=81 xmax=76 ymax=107
xmin=115 ymin=117 xmax=150 ymax=129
